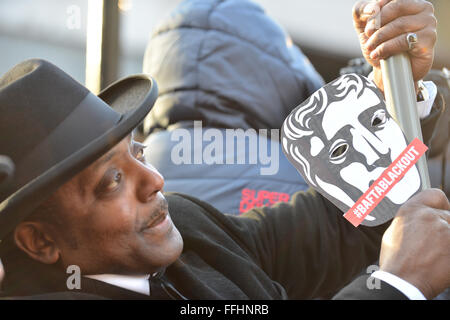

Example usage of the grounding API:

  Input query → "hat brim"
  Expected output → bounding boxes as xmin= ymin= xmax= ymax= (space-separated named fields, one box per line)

xmin=0 ymin=74 xmax=158 ymax=241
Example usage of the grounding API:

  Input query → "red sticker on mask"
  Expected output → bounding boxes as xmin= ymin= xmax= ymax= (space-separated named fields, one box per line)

xmin=343 ymin=138 xmax=428 ymax=227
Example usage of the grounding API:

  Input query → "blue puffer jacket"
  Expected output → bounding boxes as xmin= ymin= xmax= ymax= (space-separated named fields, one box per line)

xmin=143 ymin=0 xmax=324 ymax=215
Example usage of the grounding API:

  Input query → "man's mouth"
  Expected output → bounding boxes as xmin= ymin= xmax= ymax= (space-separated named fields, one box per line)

xmin=142 ymin=197 xmax=170 ymax=231
xmin=146 ymin=210 xmax=168 ymax=229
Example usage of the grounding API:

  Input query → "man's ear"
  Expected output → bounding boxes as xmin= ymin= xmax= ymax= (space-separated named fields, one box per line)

xmin=13 ymin=222 xmax=60 ymax=265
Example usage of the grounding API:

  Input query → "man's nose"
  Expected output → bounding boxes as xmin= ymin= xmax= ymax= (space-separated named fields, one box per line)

xmin=351 ymin=127 xmax=389 ymax=166
xmin=135 ymin=162 xmax=165 ymax=202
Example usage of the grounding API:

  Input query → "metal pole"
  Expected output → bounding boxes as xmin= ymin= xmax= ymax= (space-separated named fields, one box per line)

xmin=85 ymin=0 xmax=120 ymax=94
xmin=380 ymin=53 xmax=431 ymax=189
xmin=101 ymin=0 xmax=120 ymax=89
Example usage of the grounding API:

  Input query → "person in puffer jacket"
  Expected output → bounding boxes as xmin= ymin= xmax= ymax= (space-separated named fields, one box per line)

xmin=142 ymin=0 xmax=324 ymax=215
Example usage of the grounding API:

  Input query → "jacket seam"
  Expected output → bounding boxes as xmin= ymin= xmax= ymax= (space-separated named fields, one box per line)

xmin=153 ymin=26 xmax=313 ymax=81
xmin=193 ymin=0 xmax=225 ymax=128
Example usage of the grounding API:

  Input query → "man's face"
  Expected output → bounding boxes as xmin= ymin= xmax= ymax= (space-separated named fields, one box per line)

xmin=312 ymin=87 xmax=420 ymax=206
xmin=48 ymin=135 xmax=183 ymax=275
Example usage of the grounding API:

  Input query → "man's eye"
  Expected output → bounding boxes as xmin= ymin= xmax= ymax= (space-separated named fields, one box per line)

xmin=106 ymin=172 xmax=122 ymax=190
xmin=136 ymin=148 xmax=144 ymax=160
xmin=330 ymin=143 xmax=348 ymax=161
xmin=371 ymin=110 xmax=387 ymax=127
xmin=133 ymin=143 xmax=147 ymax=162
xmin=96 ymin=170 xmax=122 ymax=196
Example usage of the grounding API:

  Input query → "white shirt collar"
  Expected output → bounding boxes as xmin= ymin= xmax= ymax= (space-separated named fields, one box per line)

xmin=85 ymin=274 xmax=151 ymax=296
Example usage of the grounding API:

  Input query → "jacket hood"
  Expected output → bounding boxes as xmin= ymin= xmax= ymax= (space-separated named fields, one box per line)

xmin=143 ymin=0 xmax=324 ymax=133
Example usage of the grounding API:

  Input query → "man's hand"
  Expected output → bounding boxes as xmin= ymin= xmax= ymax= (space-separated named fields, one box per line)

xmin=379 ymin=189 xmax=450 ymax=299
xmin=353 ymin=0 xmax=437 ymax=94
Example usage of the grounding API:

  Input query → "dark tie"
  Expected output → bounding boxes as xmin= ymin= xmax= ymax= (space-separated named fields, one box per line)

xmin=149 ymin=272 xmax=188 ymax=300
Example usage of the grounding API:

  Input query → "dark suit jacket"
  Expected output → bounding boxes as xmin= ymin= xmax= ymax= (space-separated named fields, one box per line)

xmin=1 ymin=190 xmax=400 ymax=300
xmin=334 ymin=275 xmax=408 ymax=300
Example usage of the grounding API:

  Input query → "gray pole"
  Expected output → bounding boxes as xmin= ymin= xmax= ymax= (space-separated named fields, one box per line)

xmin=380 ymin=53 xmax=431 ymax=189
xmin=100 ymin=0 xmax=120 ymax=90
xmin=85 ymin=0 xmax=120 ymax=94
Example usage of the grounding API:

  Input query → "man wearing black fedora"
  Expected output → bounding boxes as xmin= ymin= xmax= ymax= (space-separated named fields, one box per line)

xmin=0 ymin=0 xmax=449 ymax=300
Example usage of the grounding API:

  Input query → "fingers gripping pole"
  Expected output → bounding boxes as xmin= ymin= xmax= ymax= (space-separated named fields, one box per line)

xmin=380 ymin=53 xmax=431 ymax=189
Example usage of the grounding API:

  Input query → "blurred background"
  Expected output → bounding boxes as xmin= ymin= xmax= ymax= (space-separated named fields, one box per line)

xmin=0 ymin=0 xmax=449 ymax=85
xmin=1 ymin=0 xmax=449 ymax=193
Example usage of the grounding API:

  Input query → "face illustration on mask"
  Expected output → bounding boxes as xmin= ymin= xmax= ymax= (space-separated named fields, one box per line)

xmin=282 ymin=74 xmax=422 ymax=226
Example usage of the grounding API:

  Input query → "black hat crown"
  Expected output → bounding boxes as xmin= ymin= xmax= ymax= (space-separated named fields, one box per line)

xmin=0 ymin=59 xmax=120 ymax=203
xmin=0 ymin=59 xmax=157 ymax=241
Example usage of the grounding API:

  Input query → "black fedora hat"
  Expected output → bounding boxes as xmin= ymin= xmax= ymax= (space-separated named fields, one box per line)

xmin=0 ymin=59 xmax=158 ymax=241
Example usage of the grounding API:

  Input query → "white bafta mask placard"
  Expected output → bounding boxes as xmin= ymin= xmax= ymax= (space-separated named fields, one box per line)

xmin=281 ymin=74 xmax=422 ymax=226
